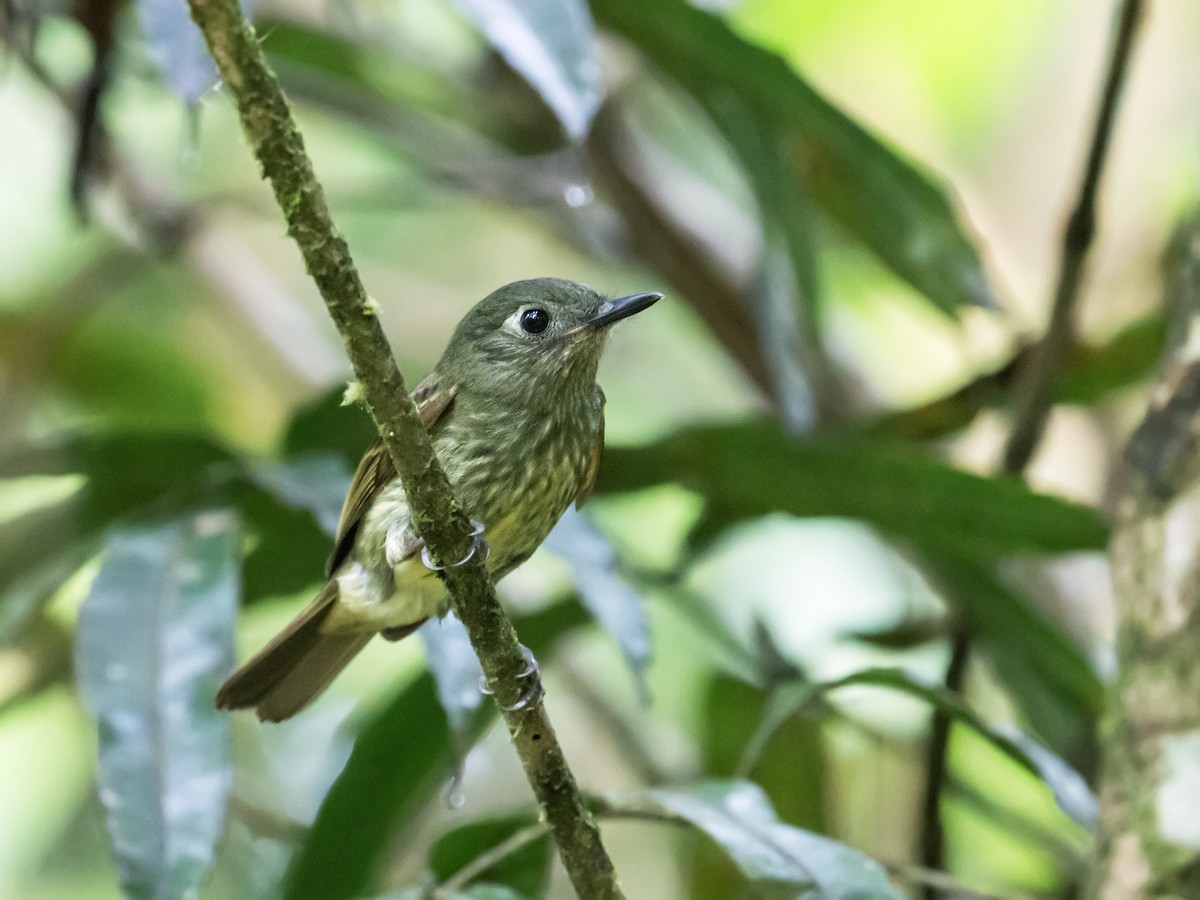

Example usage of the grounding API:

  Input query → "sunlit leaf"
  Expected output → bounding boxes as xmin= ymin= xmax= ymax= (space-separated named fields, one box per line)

xmin=456 ymin=0 xmax=603 ymax=140
xmin=430 ymin=815 xmax=550 ymax=898
xmin=284 ymin=602 xmax=589 ymax=900
xmin=599 ymin=421 xmax=1109 ymax=559
xmin=543 ymin=508 xmax=651 ymax=700
xmin=618 ymin=780 xmax=902 ymax=898
xmin=75 ymin=512 xmax=239 ymax=900
xmin=592 ymin=0 xmax=993 ymax=314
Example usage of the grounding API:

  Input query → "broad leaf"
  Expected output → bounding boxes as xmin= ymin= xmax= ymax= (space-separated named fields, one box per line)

xmin=619 ymin=780 xmax=902 ymax=898
xmin=75 ymin=512 xmax=239 ymax=900
xmin=591 ymin=0 xmax=993 ymax=315
xmin=543 ymin=508 xmax=652 ymax=699
xmin=598 ymin=422 xmax=1109 ymax=559
xmin=457 ymin=0 xmax=603 ymax=140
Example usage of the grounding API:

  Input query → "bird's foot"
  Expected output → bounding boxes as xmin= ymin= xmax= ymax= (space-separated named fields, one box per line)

xmin=420 ymin=519 xmax=490 ymax=571
xmin=479 ymin=644 xmax=543 ymax=712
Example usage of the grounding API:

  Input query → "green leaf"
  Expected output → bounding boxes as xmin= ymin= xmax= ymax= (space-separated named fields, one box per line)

xmin=457 ymin=0 xmax=603 ymax=140
xmin=592 ymin=0 xmax=994 ymax=314
xmin=925 ymin=554 xmax=1102 ymax=767
xmin=283 ymin=602 xmax=589 ymax=900
xmin=75 ymin=512 xmax=239 ymax=900
xmin=620 ymin=780 xmax=902 ymax=898
xmin=284 ymin=387 xmax=375 ymax=469
xmin=543 ymin=509 xmax=652 ymax=700
xmin=430 ymin=815 xmax=550 ymax=897
xmin=598 ymin=421 xmax=1109 ymax=559
xmin=742 ymin=667 xmax=1095 ymax=830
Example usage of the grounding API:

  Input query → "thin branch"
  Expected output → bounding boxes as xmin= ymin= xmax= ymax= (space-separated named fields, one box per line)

xmin=431 ymin=822 xmax=550 ymax=899
xmin=921 ymin=1 xmax=1146 ymax=890
xmin=182 ymin=0 xmax=623 ymax=896
xmin=918 ymin=628 xmax=972 ymax=899
xmin=1002 ymin=0 xmax=1145 ymax=473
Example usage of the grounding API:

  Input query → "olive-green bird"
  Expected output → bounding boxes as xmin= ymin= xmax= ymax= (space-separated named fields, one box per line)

xmin=216 ymin=278 xmax=660 ymax=721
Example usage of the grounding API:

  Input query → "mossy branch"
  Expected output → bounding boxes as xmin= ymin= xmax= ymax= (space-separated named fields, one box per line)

xmin=184 ymin=1 xmax=623 ymax=896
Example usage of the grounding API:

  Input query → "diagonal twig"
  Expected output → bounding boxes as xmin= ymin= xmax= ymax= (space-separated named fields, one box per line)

xmin=182 ymin=0 xmax=624 ymax=895
xmin=920 ymin=1 xmax=1146 ymax=892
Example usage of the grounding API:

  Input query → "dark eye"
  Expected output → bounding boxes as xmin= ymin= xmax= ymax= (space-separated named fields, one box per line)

xmin=520 ymin=308 xmax=550 ymax=334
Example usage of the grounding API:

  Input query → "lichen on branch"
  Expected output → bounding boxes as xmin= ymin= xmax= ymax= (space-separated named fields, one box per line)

xmin=183 ymin=0 xmax=623 ymax=894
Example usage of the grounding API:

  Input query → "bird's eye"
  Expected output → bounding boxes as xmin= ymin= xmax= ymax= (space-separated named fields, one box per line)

xmin=519 ymin=308 xmax=550 ymax=334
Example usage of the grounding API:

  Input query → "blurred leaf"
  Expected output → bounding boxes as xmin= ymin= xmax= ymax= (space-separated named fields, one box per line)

xmin=430 ymin=815 xmax=550 ymax=897
xmin=388 ymin=887 xmax=528 ymax=900
xmin=599 ymin=422 xmax=1109 ymax=559
xmin=693 ymin=677 xmax=826 ymax=899
xmin=619 ymin=780 xmax=902 ymax=898
xmin=75 ymin=512 xmax=239 ymax=900
xmin=592 ymin=0 xmax=993 ymax=314
xmin=1058 ymin=313 xmax=1166 ymax=405
xmin=926 ymin=554 xmax=1102 ymax=768
xmin=284 ymin=602 xmax=589 ymax=900
xmin=248 ymin=454 xmax=353 ymax=538
xmin=543 ymin=508 xmax=652 ymax=700
xmin=457 ymin=0 xmax=602 ymax=140
xmin=420 ymin=612 xmax=486 ymax=764
xmin=238 ymin=485 xmax=333 ymax=604
xmin=743 ymin=666 xmax=1095 ymax=831
xmin=284 ymin=387 xmax=376 ymax=468
xmin=1004 ymin=731 xmax=1098 ymax=832
xmin=136 ymin=0 xmax=218 ymax=102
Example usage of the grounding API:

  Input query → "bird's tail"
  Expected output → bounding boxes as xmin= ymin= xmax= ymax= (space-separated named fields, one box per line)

xmin=215 ymin=581 xmax=372 ymax=722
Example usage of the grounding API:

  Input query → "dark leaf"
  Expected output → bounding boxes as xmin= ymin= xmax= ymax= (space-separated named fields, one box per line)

xmin=284 ymin=387 xmax=376 ymax=468
xmin=283 ymin=602 xmax=589 ymax=900
xmin=599 ymin=422 xmax=1109 ymax=559
xmin=620 ymin=780 xmax=902 ymax=898
xmin=543 ymin=508 xmax=652 ymax=700
xmin=430 ymin=815 xmax=550 ymax=897
xmin=75 ymin=512 xmax=239 ymax=900
xmin=456 ymin=0 xmax=603 ymax=140
xmin=248 ymin=454 xmax=353 ymax=538
xmin=592 ymin=0 xmax=993 ymax=314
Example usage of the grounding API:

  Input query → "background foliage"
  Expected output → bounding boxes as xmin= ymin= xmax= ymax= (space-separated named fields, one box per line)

xmin=1 ymin=0 xmax=1197 ymax=897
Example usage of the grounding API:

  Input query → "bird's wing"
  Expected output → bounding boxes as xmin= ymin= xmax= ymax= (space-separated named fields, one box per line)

xmin=325 ymin=374 xmax=457 ymax=577
xmin=575 ymin=387 xmax=606 ymax=509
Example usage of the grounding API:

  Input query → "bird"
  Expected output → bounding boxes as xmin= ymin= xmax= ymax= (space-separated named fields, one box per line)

xmin=216 ymin=278 xmax=661 ymax=721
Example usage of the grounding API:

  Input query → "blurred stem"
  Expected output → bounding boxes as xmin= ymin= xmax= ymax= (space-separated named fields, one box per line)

xmin=588 ymin=103 xmax=777 ymax=401
xmin=918 ymin=628 xmax=971 ymax=898
xmin=1090 ymin=227 xmax=1200 ymax=893
xmin=183 ymin=0 xmax=624 ymax=897
xmin=1002 ymin=0 xmax=1144 ymax=473
xmin=918 ymin=4 xmax=1144 ymax=891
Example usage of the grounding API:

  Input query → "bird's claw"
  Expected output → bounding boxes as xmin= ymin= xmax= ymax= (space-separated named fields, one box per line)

xmin=420 ymin=519 xmax=490 ymax=571
xmin=479 ymin=644 xmax=543 ymax=712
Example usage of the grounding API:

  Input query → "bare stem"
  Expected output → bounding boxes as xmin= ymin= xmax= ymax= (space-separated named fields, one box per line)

xmin=921 ymin=1 xmax=1146 ymax=889
xmin=182 ymin=0 xmax=623 ymax=895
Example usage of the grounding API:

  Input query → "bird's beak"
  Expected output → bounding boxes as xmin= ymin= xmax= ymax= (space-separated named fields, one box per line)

xmin=587 ymin=292 xmax=663 ymax=330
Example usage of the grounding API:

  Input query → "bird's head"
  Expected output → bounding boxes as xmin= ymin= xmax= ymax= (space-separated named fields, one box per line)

xmin=438 ymin=278 xmax=660 ymax=400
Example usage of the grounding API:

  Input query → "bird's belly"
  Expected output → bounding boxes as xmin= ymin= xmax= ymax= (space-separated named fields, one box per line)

xmin=335 ymin=558 xmax=447 ymax=631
